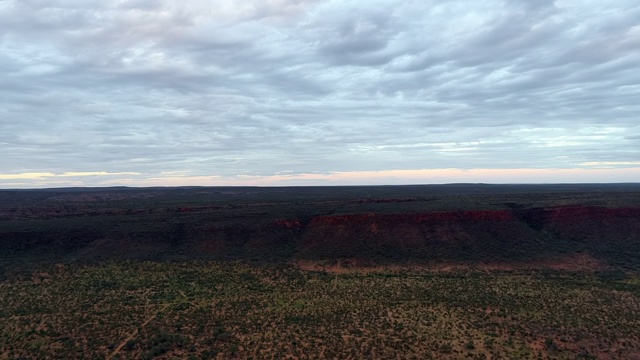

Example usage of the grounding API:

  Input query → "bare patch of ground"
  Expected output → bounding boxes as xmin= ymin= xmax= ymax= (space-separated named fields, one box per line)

xmin=107 ymin=303 xmax=170 ymax=360
xmin=294 ymin=253 xmax=609 ymax=274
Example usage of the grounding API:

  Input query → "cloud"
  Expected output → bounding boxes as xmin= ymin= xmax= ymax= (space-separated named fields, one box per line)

xmin=0 ymin=171 xmax=141 ymax=180
xmin=580 ymin=161 xmax=640 ymax=167
xmin=5 ymin=167 xmax=638 ymax=189
xmin=1 ymin=0 xmax=639 ymax=187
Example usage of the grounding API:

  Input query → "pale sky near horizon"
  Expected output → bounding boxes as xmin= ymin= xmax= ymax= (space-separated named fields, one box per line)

xmin=1 ymin=0 xmax=639 ymax=188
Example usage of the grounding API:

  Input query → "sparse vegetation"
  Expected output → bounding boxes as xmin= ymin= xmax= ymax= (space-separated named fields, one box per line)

xmin=1 ymin=261 xmax=639 ymax=359
xmin=1 ymin=185 xmax=639 ymax=358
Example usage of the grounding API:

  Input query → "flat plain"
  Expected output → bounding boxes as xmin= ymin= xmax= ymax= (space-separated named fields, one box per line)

xmin=2 ymin=262 xmax=640 ymax=359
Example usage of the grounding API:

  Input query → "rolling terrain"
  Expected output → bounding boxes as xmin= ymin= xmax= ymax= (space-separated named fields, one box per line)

xmin=1 ymin=184 xmax=639 ymax=270
xmin=1 ymin=184 xmax=640 ymax=359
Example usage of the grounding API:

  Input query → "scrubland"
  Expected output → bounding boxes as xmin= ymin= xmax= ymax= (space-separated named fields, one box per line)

xmin=1 ymin=261 xmax=638 ymax=359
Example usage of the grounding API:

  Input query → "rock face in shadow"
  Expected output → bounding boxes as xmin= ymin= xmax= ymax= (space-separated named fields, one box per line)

xmin=296 ymin=207 xmax=640 ymax=267
xmin=299 ymin=211 xmax=536 ymax=261
xmin=519 ymin=207 xmax=640 ymax=267
xmin=1 ymin=204 xmax=639 ymax=269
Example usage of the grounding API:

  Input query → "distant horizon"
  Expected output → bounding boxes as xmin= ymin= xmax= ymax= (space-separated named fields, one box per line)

xmin=2 ymin=170 xmax=640 ymax=191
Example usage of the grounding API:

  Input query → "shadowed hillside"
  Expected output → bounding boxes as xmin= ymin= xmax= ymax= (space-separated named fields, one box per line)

xmin=1 ymin=184 xmax=639 ymax=270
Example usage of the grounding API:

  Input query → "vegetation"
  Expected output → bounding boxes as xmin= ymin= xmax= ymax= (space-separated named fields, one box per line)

xmin=1 ymin=185 xmax=639 ymax=358
xmin=1 ymin=184 xmax=640 ymax=269
xmin=1 ymin=261 xmax=639 ymax=359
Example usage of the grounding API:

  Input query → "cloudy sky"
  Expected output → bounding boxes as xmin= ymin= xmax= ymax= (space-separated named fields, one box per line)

xmin=1 ymin=0 xmax=639 ymax=188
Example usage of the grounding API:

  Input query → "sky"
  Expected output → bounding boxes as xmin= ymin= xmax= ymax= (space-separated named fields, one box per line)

xmin=1 ymin=0 xmax=639 ymax=188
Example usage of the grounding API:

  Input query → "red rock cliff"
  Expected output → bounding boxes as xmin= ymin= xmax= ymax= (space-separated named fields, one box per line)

xmin=297 ymin=210 xmax=541 ymax=261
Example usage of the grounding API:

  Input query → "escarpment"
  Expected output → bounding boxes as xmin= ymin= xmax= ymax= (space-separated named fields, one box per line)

xmin=298 ymin=211 xmax=534 ymax=260
xmin=1 ymin=201 xmax=639 ymax=268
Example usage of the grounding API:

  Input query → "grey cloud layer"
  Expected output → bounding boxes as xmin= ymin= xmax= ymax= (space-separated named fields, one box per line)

xmin=1 ymin=0 xmax=639 ymax=185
